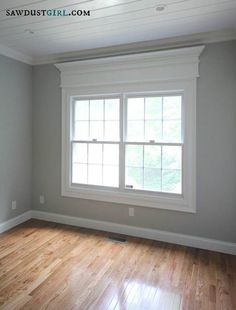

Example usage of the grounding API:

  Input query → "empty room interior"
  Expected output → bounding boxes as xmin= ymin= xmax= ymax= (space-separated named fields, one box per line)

xmin=0 ymin=0 xmax=236 ymax=309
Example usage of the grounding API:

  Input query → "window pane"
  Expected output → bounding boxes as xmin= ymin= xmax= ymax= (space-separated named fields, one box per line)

xmin=104 ymin=121 xmax=119 ymax=141
xmin=163 ymin=96 xmax=181 ymax=120
xmin=72 ymin=163 xmax=87 ymax=184
xmin=163 ymin=120 xmax=181 ymax=142
xmin=73 ymin=143 xmax=87 ymax=163
xmin=126 ymin=145 xmax=143 ymax=167
xmin=144 ymin=168 xmax=161 ymax=191
xmin=144 ymin=145 xmax=161 ymax=168
xmin=104 ymin=144 xmax=119 ymax=166
xmin=90 ymin=100 xmax=104 ymax=120
xmin=74 ymin=121 xmax=89 ymax=140
xmin=103 ymin=166 xmax=119 ymax=187
xmin=127 ymin=98 xmax=144 ymax=120
xmin=145 ymin=120 xmax=162 ymax=142
xmin=125 ymin=167 xmax=143 ymax=189
xmin=74 ymin=100 xmax=89 ymax=120
xmin=162 ymin=146 xmax=182 ymax=169
xmin=145 ymin=97 xmax=162 ymax=120
xmin=89 ymin=121 xmax=104 ymax=140
xmin=88 ymin=165 xmax=102 ymax=185
xmin=88 ymin=144 xmax=102 ymax=164
xmin=127 ymin=120 xmax=144 ymax=141
xmin=162 ymin=170 xmax=181 ymax=193
xmin=105 ymin=99 xmax=119 ymax=120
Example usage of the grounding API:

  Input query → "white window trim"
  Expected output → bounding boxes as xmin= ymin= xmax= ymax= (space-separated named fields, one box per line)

xmin=56 ymin=46 xmax=205 ymax=213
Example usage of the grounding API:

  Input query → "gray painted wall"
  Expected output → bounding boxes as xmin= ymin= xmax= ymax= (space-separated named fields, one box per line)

xmin=0 ymin=55 xmax=32 ymax=222
xmin=32 ymin=41 xmax=236 ymax=243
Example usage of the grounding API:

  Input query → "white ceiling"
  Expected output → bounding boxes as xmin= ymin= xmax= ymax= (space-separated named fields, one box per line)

xmin=0 ymin=0 xmax=236 ymax=64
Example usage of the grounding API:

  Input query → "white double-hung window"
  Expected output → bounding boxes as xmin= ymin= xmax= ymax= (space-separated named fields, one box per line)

xmin=57 ymin=45 xmax=204 ymax=212
xmin=72 ymin=94 xmax=182 ymax=193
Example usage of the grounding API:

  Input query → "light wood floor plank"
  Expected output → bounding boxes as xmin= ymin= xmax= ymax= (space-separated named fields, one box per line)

xmin=0 ymin=220 xmax=235 ymax=310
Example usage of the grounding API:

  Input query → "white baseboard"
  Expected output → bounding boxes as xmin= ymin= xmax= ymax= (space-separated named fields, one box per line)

xmin=1 ymin=210 xmax=235 ymax=255
xmin=0 ymin=211 xmax=32 ymax=233
xmin=31 ymin=210 xmax=236 ymax=256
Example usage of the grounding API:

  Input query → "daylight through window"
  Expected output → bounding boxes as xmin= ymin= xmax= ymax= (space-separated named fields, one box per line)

xmin=71 ymin=94 xmax=182 ymax=195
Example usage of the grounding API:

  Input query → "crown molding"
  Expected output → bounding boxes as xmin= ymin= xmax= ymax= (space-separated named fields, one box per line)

xmin=0 ymin=44 xmax=33 ymax=65
xmin=35 ymin=29 xmax=236 ymax=65
xmin=0 ymin=29 xmax=235 ymax=66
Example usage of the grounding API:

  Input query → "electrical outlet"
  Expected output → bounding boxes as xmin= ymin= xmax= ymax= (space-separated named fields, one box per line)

xmin=12 ymin=201 xmax=17 ymax=210
xmin=129 ymin=207 xmax=134 ymax=217
xmin=39 ymin=195 xmax=45 ymax=204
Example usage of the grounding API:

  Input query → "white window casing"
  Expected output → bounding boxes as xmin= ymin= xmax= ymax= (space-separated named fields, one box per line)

xmin=55 ymin=45 xmax=205 ymax=213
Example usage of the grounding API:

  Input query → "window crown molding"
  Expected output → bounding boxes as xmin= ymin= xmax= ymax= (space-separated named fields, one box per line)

xmin=55 ymin=46 xmax=205 ymax=88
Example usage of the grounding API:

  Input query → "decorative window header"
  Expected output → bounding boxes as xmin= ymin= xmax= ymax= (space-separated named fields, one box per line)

xmin=55 ymin=45 xmax=205 ymax=88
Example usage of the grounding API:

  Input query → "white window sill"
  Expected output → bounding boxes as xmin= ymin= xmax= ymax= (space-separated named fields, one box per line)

xmin=62 ymin=185 xmax=196 ymax=213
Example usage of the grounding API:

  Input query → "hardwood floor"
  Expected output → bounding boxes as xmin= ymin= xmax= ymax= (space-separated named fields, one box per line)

xmin=0 ymin=220 xmax=235 ymax=310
